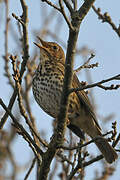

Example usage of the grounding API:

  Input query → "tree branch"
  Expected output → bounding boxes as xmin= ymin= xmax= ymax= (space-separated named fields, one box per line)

xmin=59 ymin=0 xmax=73 ymax=30
xmin=41 ymin=0 xmax=61 ymax=12
xmin=0 ymin=98 xmax=43 ymax=157
xmin=92 ymin=5 xmax=120 ymax=38
xmin=63 ymin=0 xmax=73 ymax=14
xmin=69 ymin=74 xmax=120 ymax=93
xmin=0 ymin=0 xmax=29 ymax=129
xmin=4 ymin=0 xmax=15 ymax=89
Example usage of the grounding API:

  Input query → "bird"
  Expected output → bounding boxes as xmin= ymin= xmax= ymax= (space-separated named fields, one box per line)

xmin=32 ymin=37 xmax=118 ymax=164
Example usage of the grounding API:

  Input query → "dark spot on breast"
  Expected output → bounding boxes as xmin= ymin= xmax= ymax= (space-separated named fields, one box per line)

xmin=60 ymin=79 xmax=63 ymax=83
xmin=45 ymin=88 xmax=48 ymax=92
xmin=41 ymin=82 xmax=47 ymax=87
xmin=41 ymin=78 xmax=44 ymax=81
xmin=53 ymin=73 xmax=58 ymax=76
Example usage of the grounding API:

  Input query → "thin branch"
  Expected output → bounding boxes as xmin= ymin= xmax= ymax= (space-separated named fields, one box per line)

xmin=24 ymin=158 xmax=36 ymax=180
xmin=76 ymin=62 xmax=99 ymax=70
xmin=69 ymin=139 xmax=88 ymax=180
xmin=78 ymin=0 xmax=96 ymax=21
xmin=92 ymin=5 xmax=120 ymax=38
xmin=77 ymin=53 xmax=95 ymax=67
xmin=59 ymin=131 xmax=113 ymax=150
xmin=10 ymin=55 xmax=48 ymax=148
xmin=68 ymin=130 xmax=120 ymax=179
xmin=97 ymin=84 xmax=120 ymax=91
xmin=112 ymin=133 xmax=120 ymax=148
xmin=71 ymin=0 xmax=77 ymax=10
xmin=74 ymin=53 xmax=98 ymax=73
xmin=82 ymin=155 xmax=103 ymax=168
xmin=59 ymin=0 xmax=73 ymax=30
xmin=13 ymin=123 xmax=39 ymax=159
xmin=0 ymin=98 xmax=43 ymax=157
xmin=19 ymin=0 xmax=29 ymax=79
xmin=41 ymin=0 xmax=61 ymax=12
xmin=69 ymin=74 xmax=120 ymax=94
xmin=57 ymin=151 xmax=74 ymax=166
xmin=0 ymin=0 xmax=29 ymax=129
xmin=24 ymin=73 xmax=36 ymax=123
xmin=0 ymin=90 xmax=17 ymax=130
xmin=4 ymin=0 xmax=14 ymax=89
xmin=63 ymin=0 xmax=73 ymax=14
xmin=12 ymin=13 xmax=25 ymax=26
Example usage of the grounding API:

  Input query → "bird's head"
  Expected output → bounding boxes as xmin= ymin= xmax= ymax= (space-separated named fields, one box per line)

xmin=34 ymin=37 xmax=65 ymax=64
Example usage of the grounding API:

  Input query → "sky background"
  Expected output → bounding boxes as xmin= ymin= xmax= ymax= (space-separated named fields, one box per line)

xmin=0 ymin=0 xmax=120 ymax=179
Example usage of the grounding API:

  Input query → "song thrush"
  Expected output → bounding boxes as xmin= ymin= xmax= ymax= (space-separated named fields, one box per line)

xmin=32 ymin=37 xmax=118 ymax=163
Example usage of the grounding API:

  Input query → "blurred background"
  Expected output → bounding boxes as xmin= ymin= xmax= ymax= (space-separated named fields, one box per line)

xmin=0 ymin=0 xmax=120 ymax=179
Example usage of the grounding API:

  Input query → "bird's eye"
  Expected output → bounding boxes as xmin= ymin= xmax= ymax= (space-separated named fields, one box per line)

xmin=52 ymin=45 xmax=58 ymax=51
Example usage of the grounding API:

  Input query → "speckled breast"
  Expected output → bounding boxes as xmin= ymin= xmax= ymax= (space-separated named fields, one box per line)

xmin=32 ymin=66 xmax=64 ymax=118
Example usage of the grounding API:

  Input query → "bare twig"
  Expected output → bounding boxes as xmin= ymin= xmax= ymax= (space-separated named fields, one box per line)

xmin=78 ymin=0 xmax=96 ymax=20
xmin=112 ymin=133 xmax=120 ymax=148
xmin=97 ymin=84 xmax=120 ymax=91
xmin=59 ymin=131 xmax=113 ymax=150
xmin=111 ymin=122 xmax=117 ymax=143
xmin=57 ymin=150 xmax=74 ymax=166
xmin=67 ymin=155 xmax=103 ymax=180
xmin=92 ymin=5 xmax=120 ymax=37
xmin=0 ymin=98 xmax=43 ymax=157
xmin=63 ymin=0 xmax=73 ymax=14
xmin=13 ymin=123 xmax=40 ymax=160
xmin=4 ymin=0 xmax=14 ymax=89
xmin=59 ymin=0 xmax=73 ymax=30
xmin=24 ymin=73 xmax=36 ymax=123
xmin=65 ymin=131 xmax=74 ymax=175
xmin=10 ymin=55 xmax=48 ymax=148
xmin=69 ymin=74 xmax=120 ymax=94
xmin=71 ymin=0 xmax=77 ymax=10
xmin=12 ymin=13 xmax=25 ymax=26
xmin=0 ymin=0 xmax=29 ymax=129
xmin=24 ymin=158 xmax=36 ymax=180
xmin=41 ymin=0 xmax=61 ymax=12
xmin=68 ymin=129 xmax=120 ymax=179
xmin=79 ymin=62 xmax=98 ymax=70
xmin=68 ymin=139 xmax=88 ymax=180
xmin=74 ymin=54 xmax=98 ymax=73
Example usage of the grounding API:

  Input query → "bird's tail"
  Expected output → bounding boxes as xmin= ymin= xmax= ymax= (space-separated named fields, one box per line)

xmin=95 ymin=136 xmax=118 ymax=163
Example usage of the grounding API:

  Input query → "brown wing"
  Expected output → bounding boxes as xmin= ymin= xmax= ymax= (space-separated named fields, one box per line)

xmin=56 ymin=62 xmax=101 ymax=133
xmin=72 ymin=73 xmax=101 ymax=130
xmin=56 ymin=63 xmax=86 ymax=138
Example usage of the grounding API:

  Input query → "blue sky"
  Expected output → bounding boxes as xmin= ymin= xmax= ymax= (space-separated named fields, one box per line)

xmin=0 ymin=0 xmax=120 ymax=179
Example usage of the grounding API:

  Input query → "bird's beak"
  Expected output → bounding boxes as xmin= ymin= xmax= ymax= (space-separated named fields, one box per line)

xmin=33 ymin=37 xmax=49 ymax=50
xmin=37 ymin=36 xmax=49 ymax=47
xmin=33 ymin=42 xmax=42 ymax=49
